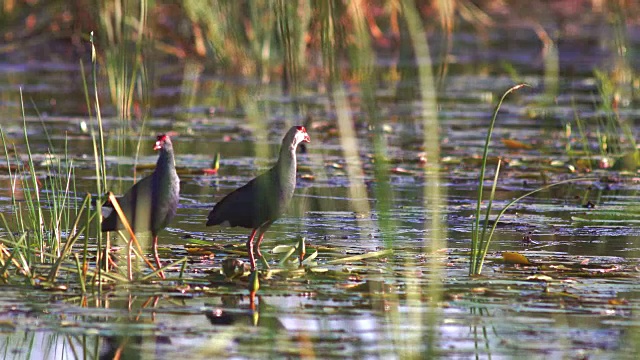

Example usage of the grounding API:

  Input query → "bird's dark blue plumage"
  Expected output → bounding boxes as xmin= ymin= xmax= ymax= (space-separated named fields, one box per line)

xmin=207 ymin=126 xmax=310 ymax=271
xmin=102 ymin=134 xmax=180 ymax=278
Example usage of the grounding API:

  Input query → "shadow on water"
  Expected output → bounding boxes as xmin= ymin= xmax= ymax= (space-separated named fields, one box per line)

xmin=1 ymin=1 xmax=640 ymax=359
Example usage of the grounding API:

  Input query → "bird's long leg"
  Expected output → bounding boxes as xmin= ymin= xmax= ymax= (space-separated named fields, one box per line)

xmin=254 ymin=221 xmax=274 ymax=261
xmin=255 ymin=233 xmax=266 ymax=260
xmin=105 ymin=232 xmax=112 ymax=272
xmin=153 ymin=236 xmax=166 ymax=279
xmin=246 ymin=228 xmax=259 ymax=271
xmin=127 ymin=236 xmax=133 ymax=281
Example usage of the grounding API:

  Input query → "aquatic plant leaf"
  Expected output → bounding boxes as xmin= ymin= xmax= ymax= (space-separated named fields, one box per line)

xmin=276 ymin=246 xmax=296 ymax=267
xmin=390 ymin=167 xmax=414 ymax=175
xmin=185 ymin=247 xmax=215 ymax=256
xmin=212 ymin=152 xmax=220 ymax=170
xmin=526 ymin=274 xmax=554 ymax=281
xmin=571 ymin=216 xmax=640 ymax=224
xmin=248 ymin=271 xmax=259 ymax=296
xmin=608 ymin=298 xmax=628 ymax=305
xmin=583 ymin=265 xmax=623 ymax=274
xmin=548 ymin=265 xmax=573 ymax=271
xmin=301 ymin=249 xmax=318 ymax=265
xmin=272 ymin=245 xmax=296 ymax=254
xmin=501 ymin=138 xmax=533 ymax=150
xmin=0 ymin=320 xmax=16 ymax=331
xmin=502 ymin=251 xmax=532 ymax=265
xmin=612 ymin=151 xmax=640 ymax=171
xmin=326 ymin=249 xmax=393 ymax=265
xmin=259 ymin=255 xmax=270 ymax=269
xmin=202 ymin=152 xmax=221 ymax=175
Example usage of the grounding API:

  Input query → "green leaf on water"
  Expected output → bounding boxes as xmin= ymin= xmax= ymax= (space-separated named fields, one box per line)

xmin=301 ymin=249 xmax=318 ymax=265
xmin=272 ymin=245 xmax=296 ymax=254
xmin=276 ymin=247 xmax=296 ymax=267
xmin=260 ymin=255 xmax=270 ymax=269
xmin=326 ymin=249 xmax=393 ymax=265
xmin=248 ymin=271 xmax=259 ymax=293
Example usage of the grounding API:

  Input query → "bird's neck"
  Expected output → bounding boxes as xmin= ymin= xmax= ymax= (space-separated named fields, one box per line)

xmin=277 ymin=142 xmax=297 ymax=167
xmin=156 ymin=149 xmax=176 ymax=171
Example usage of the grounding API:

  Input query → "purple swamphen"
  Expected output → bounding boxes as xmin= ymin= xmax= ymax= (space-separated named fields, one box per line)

xmin=101 ymin=134 xmax=180 ymax=279
xmin=207 ymin=126 xmax=310 ymax=271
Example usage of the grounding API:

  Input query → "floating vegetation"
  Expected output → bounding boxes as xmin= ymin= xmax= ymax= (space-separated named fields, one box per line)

xmin=1 ymin=1 xmax=640 ymax=359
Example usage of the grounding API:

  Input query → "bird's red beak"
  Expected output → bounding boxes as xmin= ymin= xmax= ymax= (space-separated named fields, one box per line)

xmin=303 ymin=132 xmax=310 ymax=143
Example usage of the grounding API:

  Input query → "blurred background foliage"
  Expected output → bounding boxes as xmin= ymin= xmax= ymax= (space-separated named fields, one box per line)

xmin=1 ymin=3 xmax=640 ymax=357
xmin=3 ymin=0 xmax=639 ymax=91
xmin=1 ymin=0 xmax=640 ymax=157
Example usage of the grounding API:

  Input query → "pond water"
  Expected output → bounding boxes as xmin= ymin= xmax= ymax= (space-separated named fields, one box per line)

xmin=1 ymin=4 xmax=640 ymax=359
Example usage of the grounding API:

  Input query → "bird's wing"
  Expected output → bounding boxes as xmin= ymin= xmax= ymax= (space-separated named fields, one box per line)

xmin=102 ymin=175 xmax=154 ymax=228
xmin=207 ymin=168 xmax=278 ymax=227
xmin=115 ymin=175 xmax=153 ymax=210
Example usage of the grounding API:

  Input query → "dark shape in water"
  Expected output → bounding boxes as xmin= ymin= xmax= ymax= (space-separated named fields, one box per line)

xmin=206 ymin=126 xmax=310 ymax=271
xmin=100 ymin=333 xmax=172 ymax=360
xmin=102 ymin=134 xmax=180 ymax=279
xmin=205 ymin=295 xmax=286 ymax=329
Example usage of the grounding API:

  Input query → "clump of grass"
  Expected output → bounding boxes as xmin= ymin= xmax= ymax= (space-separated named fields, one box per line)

xmin=469 ymin=84 xmax=599 ymax=275
xmin=0 ymin=32 xmax=166 ymax=290
xmin=469 ymin=84 xmax=528 ymax=276
xmin=0 ymin=107 xmax=115 ymax=288
xmin=564 ymin=69 xmax=639 ymax=173
xmin=97 ymin=0 xmax=150 ymax=121
xmin=0 ymin=106 xmax=107 ymax=287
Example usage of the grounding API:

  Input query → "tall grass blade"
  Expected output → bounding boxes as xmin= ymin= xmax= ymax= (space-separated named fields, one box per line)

xmin=47 ymin=194 xmax=93 ymax=282
xmin=19 ymin=89 xmax=45 ymax=259
xmin=470 ymin=84 xmax=528 ymax=275
xmin=475 ymin=177 xmax=596 ymax=274
xmin=476 ymin=159 xmax=501 ymax=264
xmin=107 ymin=192 xmax=160 ymax=279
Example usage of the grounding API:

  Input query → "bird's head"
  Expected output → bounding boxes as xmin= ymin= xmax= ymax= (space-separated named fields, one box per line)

xmin=154 ymin=134 xmax=172 ymax=151
xmin=293 ymin=126 xmax=311 ymax=145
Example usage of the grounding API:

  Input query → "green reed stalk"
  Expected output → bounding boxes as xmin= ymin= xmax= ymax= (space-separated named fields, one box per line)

xmin=87 ymin=32 xmax=108 ymax=289
xmin=474 ymin=176 xmax=596 ymax=275
xmin=90 ymin=32 xmax=107 ymax=195
xmin=0 ymin=126 xmax=21 ymax=235
xmin=468 ymin=85 xmax=598 ymax=275
xmin=79 ymin=60 xmax=98 ymax=289
xmin=47 ymin=194 xmax=93 ymax=282
xmin=348 ymin=1 xmax=395 ymax=249
xmin=83 ymin=193 xmax=92 ymax=291
xmin=470 ymin=84 xmax=527 ymax=275
xmin=31 ymin=100 xmax=55 ymax=153
xmin=66 ymin=136 xmax=81 ymax=242
xmin=594 ymin=70 xmax=637 ymax=164
xmin=99 ymin=0 xmax=148 ymax=122
xmin=19 ymin=89 xmax=46 ymax=260
xmin=403 ymin=0 xmax=444 ymax=356
xmin=570 ymin=100 xmax=593 ymax=170
xmin=41 ymin=133 xmax=74 ymax=260
xmin=476 ymin=158 xmax=501 ymax=268
xmin=74 ymin=253 xmax=86 ymax=293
